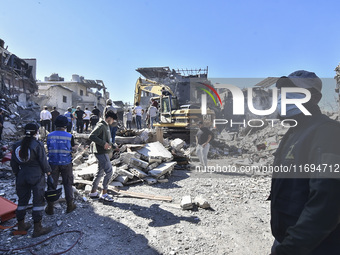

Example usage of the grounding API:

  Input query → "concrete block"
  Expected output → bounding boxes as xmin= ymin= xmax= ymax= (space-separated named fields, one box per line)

xmin=118 ymin=169 xmax=134 ymax=179
xmin=114 ymin=175 xmax=129 ymax=184
xmin=76 ymin=164 xmax=98 ymax=180
xmin=144 ymin=177 xmax=157 ymax=185
xmin=84 ymin=185 xmax=92 ymax=194
xmin=130 ymin=167 xmax=148 ymax=178
xmin=111 ymin=157 xmax=122 ymax=166
xmin=148 ymin=162 xmax=177 ymax=178
xmin=194 ymin=196 xmax=210 ymax=209
xmin=147 ymin=162 xmax=160 ymax=171
xmin=137 ymin=142 xmax=173 ymax=162
xmin=109 ymin=181 xmax=124 ymax=187
xmin=181 ymin=195 xmax=193 ymax=210
xmin=170 ymin=138 xmax=185 ymax=151
xmin=129 ymin=158 xmax=149 ymax=169
xmin=120 ymin=152 xmax=141 ymax=164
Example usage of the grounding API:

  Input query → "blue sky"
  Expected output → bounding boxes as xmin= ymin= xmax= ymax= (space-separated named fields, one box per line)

xmin=1 ymin=0 xmax=340 ymax=104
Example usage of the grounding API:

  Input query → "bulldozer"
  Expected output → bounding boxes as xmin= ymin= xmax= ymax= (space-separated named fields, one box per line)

xmin=134 ymin=77 xmax=215 ymax=140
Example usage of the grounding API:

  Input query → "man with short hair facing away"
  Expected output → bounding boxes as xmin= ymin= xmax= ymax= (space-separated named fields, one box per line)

xmin=40 ymin=106 xmax=52 ymax=132
xmin=84 ymin=107 xmax=91 ymax=132
xmin=74 ymin=106 xmax=86 ymax=133
xmin=88 ymin=110 xmax=115 ymax=202
xmin=46 ymin=115 xmax=76 ymax=215
xmin=134 ymin=102 xmax=144 ymax=130
xmin=50 ymin=107 xmax=60 ymax=132
xmin=124 ymin=109 xmax=132 ymax=130
xmin=147 ymin=104 xmax=158 ymax=129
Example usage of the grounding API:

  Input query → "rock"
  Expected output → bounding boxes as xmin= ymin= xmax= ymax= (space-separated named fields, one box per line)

xmin=181 ymin=195 xmax=193 ymax=210
xmin=130 ymin=168 xmax=148 ymax=178
xmin=194 ymin=196 xmax=210 ymax=209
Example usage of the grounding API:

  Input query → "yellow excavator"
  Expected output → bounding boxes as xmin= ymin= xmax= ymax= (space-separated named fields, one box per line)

xmin=134 ymin=77 xmax=215 ymax=138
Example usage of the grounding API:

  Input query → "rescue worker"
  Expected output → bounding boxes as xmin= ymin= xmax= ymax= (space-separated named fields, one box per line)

xmin=88 ymin=110 xmax=116 ymax=202
xmin=64 ymin=107 xmax=73 ymax=133
xmin=45 ymin=115 xmax=76 ymax=215
xmin=270 ymin=70 xmax=340 ymax=255
xmin=11 ymin=123 xmax=52 ymax=237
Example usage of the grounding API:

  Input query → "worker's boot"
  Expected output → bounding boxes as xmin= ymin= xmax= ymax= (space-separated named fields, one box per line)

xmin=45 ymin=202 xmax=54 ymax=215
xmin=32 ymin=221 xmax=52 ymax=238
xmin=17 ymin=220 xmax=31 ymax=232
xmin=66 ymin=200 xmax=76 ymax=213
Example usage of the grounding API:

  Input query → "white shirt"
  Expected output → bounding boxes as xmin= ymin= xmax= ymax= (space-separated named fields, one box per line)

xmin=148 ymin=106 xmax=158 ymax=118
xmin=84 ymin=110 xmax=91 ymax=120
xmin=125 ymin=112 xmax=133 ymax=121
xmin=134 ymin=106 xmax=143 ymax=116
xmin=40 ymin=110 xmax=52 ymax=120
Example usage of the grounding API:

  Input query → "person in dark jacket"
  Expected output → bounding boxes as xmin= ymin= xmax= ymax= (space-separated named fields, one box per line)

xmin=45 ymin=115 xmax=76 ymax=215
xmin=88 ymin=110 xmax=116 ymax=202
xmin=195 ymin=121 xmax=212 ymax=168
xmin=50 ymin=107 xmax=60 ymax=132
xmin=10 ymin=123 xmax=52 ymax=237
xmin=270 ymin=70 xmax=340 ymax=255
xmin=74 ymin=106 xmax=86 ymax=133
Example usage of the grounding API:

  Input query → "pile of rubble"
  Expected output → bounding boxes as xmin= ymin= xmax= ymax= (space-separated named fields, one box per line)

xmin=72 ymin=137 xmax=190 ymax=193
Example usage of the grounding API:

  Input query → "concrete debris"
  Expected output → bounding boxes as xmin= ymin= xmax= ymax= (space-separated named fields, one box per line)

xmin=170 ymin=138 xmax=185 ymax=151
xmin=129 ymin=157 xmax=149 ymax=169
xmin=120 ymin=152 xmax=141 ymax=164
xmin=148 ymin=162 xmax=177 ymax=178
xmin=130 ymin=167 xmax=148 ymax=179
xmin=137 ymin=141 xmax=173 ymax=162
xmin=194 ymin=196 xmax=210 ymax=209
xmin=180 ymin=195 xmax=193 ymax=210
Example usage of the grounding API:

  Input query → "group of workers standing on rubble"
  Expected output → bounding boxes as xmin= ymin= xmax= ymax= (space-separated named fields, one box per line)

xmin=8 ymin=70 xmax=340 ymax=254
xmin=40 ymin=105 xmax=102 ymax=134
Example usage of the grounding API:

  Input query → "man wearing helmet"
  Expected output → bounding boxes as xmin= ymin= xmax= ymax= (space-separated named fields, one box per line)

xmin=46 ymin=115 xmax=76 ymax=215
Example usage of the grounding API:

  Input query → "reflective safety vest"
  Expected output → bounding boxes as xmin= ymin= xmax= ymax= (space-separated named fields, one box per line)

xmin=64 ymin=112 xmax=72 ymax=123
xmin=47 ymin=131 xmax=72 ymax=165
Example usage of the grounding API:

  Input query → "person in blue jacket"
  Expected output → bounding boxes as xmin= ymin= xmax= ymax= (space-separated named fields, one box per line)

xmin=46 ymin=115 xmax=76 ymax=215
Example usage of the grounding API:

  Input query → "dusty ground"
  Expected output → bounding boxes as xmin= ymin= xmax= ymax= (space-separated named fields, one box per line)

xmin=0 ymin=158 xmax=274 ymax=255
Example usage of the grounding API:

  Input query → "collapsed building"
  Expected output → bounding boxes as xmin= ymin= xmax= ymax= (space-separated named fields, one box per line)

xmin=0 ymin=39 xmax=41 ymax=131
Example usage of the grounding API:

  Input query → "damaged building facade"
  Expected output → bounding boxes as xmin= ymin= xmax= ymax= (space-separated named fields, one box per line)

xmin=37 ymin=74 xmax=109 ymax=113
xmin=135 ymin=66 xmax=214 ymax=108
xmin=0 ymin=39 xmax=42 ymax=128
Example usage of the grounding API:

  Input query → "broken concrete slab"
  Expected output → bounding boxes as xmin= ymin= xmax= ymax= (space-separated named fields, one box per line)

xmin=137 ymin=141 xmax=173 ymax=162
xmin=194 ymin=196 xmax=210 ymax=209
xmin=117 ymin=169 xmax=134 ymax=179
xmin=130 ymin=167 xmax=148 ymax=178
xmin=120 ymin=152 xmax=141 ymax=164
xmin=144 ymin=177 xmax=157 ymax=185
xmin=170 ymin=138 xmax=185 ymax=151
xmin=114 ymin=175 xmax=129 ymax=184
xmin=148 ymin=162 xmax=177 ymax=178
xmin=130 ymin=158 xmax=149 ymax=169
xmin=181 ymin=195 xmax=193 ymax=210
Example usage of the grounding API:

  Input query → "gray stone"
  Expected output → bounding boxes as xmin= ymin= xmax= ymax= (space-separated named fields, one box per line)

xmin=181 ymin=195 xmax=193 ymax=210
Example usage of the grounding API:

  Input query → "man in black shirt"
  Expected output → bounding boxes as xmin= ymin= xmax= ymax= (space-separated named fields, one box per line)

xmin=74 ymin=106 xmax=86 ymax=133
xmin=50 ymin=107 xmax=60 ymax=132
xmin=195 ymin=121 xmax=212 ymax=168
xmin=92 ymin=106 xmax=100 ymax=117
